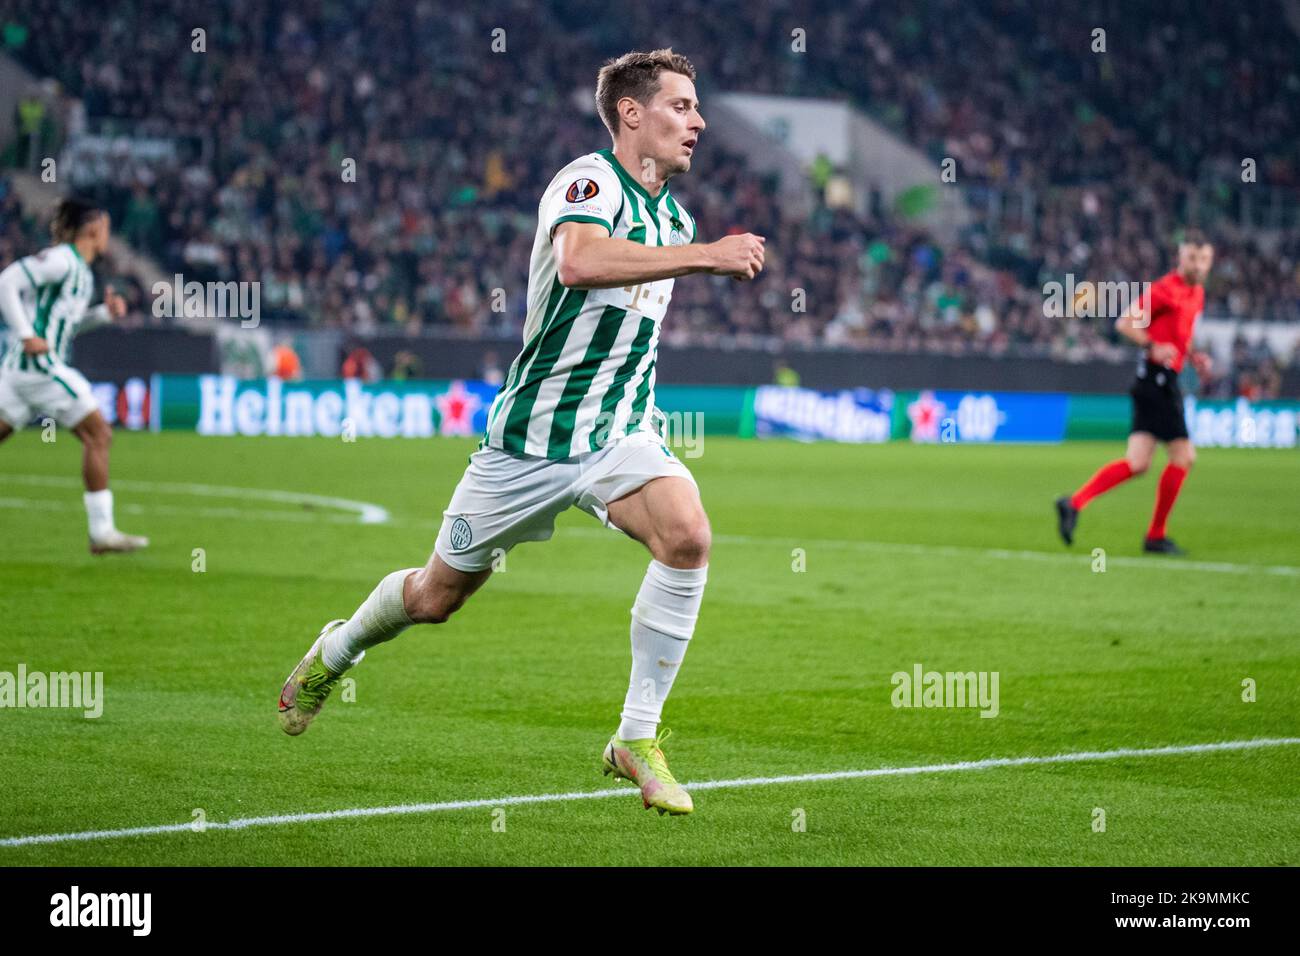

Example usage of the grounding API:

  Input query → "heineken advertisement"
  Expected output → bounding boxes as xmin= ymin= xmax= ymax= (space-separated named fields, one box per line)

xmin=752 ymin=386 xmax=1299 ymax=448
xmin=149 ymin=376 xmax=1298 ymax=448
xmin=149 ymin=375 xmax=750 ymax=439
xmin=896 ymin=389 xmax=1069 ymax=443
xmin=1184 ymin=397 xmax=1299 ymax=448
xmin=152 ymin=375 xmax=497 ymax=437
xmin=748 ymin=385 xmax=894 ymax=443
xmin=750 ymin=386 xmax=1072 ymax=443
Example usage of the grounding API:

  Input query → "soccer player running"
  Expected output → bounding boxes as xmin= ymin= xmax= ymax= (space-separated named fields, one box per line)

xmin=0 ymin=198 xmax=148 ymax=554
xmin=278 ymin=49 xmax=765 ymax=815
xmin=1056 ymin=230 xmax=1215 ymax=556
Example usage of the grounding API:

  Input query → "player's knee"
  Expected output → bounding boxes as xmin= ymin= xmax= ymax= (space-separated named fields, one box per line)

xmin=80 ymin=417 xmax=112 ymax=449
xmin=1172 ymin=447 xmax=1196 ymax=470
xmin=1127 ymin=455 xmax=1151 ymax=477
xmin=657 ymin=513 xmax=711 ymax=567
xmin=417 ymin=605 xmax=456 ymax=625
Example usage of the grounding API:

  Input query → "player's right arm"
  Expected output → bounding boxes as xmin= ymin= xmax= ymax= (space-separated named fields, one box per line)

xmin=1115 ymin=280 xmax=1177 ymax=366
xmin=543 ymin=159 xmax=763 ymax=289
xmin=0 ymin=248 xmax=70 ymax=354
xmin=554 ymin=221 xmax=764 ymax=289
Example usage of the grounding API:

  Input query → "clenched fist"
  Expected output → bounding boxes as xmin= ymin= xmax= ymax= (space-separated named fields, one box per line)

xmin=706 ymin=233 xmax=766 ymax=281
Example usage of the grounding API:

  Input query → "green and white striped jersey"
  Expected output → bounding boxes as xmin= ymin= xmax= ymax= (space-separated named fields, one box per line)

xmin=0 ymin=243 xmax=108 ymax=374
xmin=482 ymin=149 xmax=697 ymax=459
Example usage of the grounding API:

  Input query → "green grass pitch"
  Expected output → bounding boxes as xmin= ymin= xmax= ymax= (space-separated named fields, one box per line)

xmin=1 ymin=430 xmax=1297 ymax=865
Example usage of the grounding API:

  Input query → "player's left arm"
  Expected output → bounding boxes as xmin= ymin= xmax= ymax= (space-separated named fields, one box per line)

xmin=1189 ymin=344 xmax=1213 ymax=378
xmin=79 ymin=285 xmax=127 ymax=333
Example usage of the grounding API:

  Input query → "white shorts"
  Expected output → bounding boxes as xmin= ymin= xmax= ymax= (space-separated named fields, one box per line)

xmin=434 ymin=429 xmax=697 ymax=572
xmin=0 ymin=365 xmax=99 ymax=430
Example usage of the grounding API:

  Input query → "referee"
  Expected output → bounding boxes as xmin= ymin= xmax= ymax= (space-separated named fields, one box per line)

xmin=1056 ymin=230 xmax=1215 ymax=555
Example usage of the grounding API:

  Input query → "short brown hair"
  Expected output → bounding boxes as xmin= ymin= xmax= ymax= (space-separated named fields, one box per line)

xmin=1179 ymin=227 xmax=1211 ymax=248
xmin=51 ymin=197 xmax=105 ymax=243
xmin=596 ymin=48 xmax=696 ymax=136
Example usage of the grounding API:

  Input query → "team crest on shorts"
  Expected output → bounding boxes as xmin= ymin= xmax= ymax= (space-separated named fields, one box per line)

xmin=449 ymin=517 xmax=473 ymax=551
xmin=565 ymin=179 xmax=599 ymax=203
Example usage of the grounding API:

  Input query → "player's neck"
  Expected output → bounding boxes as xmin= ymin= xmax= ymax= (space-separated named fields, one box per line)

xmin=71 ymin=237 xmax=98 ymax=265
xmin=610 ymin=144 xmax=666 ymax=198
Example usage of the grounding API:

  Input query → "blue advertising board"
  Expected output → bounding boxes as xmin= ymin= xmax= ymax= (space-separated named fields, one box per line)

xmin=903 ymin=390 xmax=1069 ymax=443
xmin=753 ymin=385 xmax=894 ymax=443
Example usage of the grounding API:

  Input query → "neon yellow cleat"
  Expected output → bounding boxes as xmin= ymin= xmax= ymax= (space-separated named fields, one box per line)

xmin=601 ymin=728 xmax=694 ymax=815
xmin=278 ymin=619 xmax=352 ymax=736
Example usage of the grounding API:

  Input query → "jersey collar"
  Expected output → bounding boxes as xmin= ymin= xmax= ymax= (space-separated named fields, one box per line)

xmin=598 ymin=148 xmax=668 ymax=214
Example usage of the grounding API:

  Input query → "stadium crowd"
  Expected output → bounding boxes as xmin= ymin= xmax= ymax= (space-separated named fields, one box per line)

xmin=1 ymin=0 xmax=1296 ymax=389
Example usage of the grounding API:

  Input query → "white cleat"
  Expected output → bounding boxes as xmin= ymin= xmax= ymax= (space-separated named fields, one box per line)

xmin=89 ymin=530 xmax=150 ymax=555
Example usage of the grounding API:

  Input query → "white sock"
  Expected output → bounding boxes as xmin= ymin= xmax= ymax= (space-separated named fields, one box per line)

xmin=617 ymin=560 xmax=708 ymax=741
xmin=321 ymin=568 xmax=418 ymax=674
xmin=84 ymin=489 xmax=115 ymax=539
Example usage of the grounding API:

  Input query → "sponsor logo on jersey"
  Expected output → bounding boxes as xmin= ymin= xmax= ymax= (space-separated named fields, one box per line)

xmin=565 ymin=179 xmax=599 ymax=203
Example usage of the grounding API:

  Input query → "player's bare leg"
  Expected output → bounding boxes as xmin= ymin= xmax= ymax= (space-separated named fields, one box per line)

xmin=71 ymin=410 xmax=148 ymax=554
xmin=1123 ymin=432 xmax=1158 ymax=476
xmin=1056 ymin=432 xmax=1154 ymax=545
xmin=600 ymin=476 xmax=710 ymax=814
xmin=403 ymin=555 xmax=494 ymax=624
xmin=607 ymin=476 xmax=711 ymax=570
xmin=0 ymin=420 xmax=12 ymax=444
xmin=73 ymin=410 xmax=111 ymax=492
xmin=1144 ymin=438 xmax=1194 ymax=555
xmin=278 ymin=555 xmax=491 ymax=735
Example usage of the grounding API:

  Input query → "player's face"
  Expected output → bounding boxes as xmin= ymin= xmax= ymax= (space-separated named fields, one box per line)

xmin=81 ymin=212 xmax=111 ymax=254
xmin=641 ymin=72 xmax=704 ymax=179
xmin=1178 ymin=243 xmax=1214 ymax=285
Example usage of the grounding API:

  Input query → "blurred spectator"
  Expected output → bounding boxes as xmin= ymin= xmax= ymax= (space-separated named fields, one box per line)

xmin=340 ymin=340 xmax=381 ymax=382
xmin=391 ymin=349 xmax=423 ymax=381
xmin=480 ymin=350 xmax=504 ymax=386
xmin=774 ymin=360 xmax=801 ymax=387
xmin=269 ymin=337 xmax=303 ymax=381
xmin=14 ymin=92 xmax=45 ymax=170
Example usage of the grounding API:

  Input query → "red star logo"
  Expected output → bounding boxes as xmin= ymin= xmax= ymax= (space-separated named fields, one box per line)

xmin=907 ymin=390 xmax=947 ymax=443
xmin=435 ymin=380 xmax=482 ymax=437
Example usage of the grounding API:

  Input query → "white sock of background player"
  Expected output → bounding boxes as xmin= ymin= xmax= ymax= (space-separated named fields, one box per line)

xmin=84 ymin=489 xmax=116 ymax=540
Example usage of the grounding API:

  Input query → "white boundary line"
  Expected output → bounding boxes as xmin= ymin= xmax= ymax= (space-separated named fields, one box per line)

xmin=0 ymin=497 xmax=376 ymax=526
xmin=0 ymin=474 xmax=390 ymax=524
xmin=2 ymin=737 xmax=1295 ymax=849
